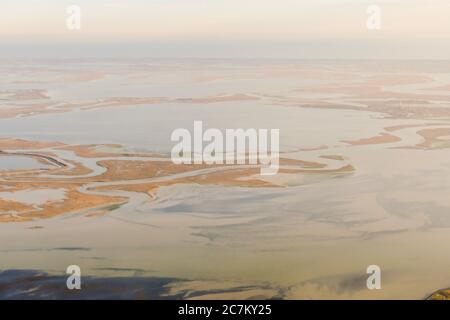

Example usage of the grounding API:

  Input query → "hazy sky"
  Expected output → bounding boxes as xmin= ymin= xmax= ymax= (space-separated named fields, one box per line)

xmin=1 ymin=0 xmax=450 ymax=59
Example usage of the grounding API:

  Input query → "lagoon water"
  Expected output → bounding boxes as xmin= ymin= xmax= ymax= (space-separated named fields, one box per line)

xmin=1 ymin=60 xmax=450 ymax=299
xmin=0 ymin=156 xmax=50 ymax=171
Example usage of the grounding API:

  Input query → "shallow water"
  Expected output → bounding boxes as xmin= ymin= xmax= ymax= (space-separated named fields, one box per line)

xmin=1 ymin=60 xmax=450 ymax=299
xmin=0 ymin=189 xmax=66 ymax=207
xmin=0 ymin=156 xmax=51 ymax=171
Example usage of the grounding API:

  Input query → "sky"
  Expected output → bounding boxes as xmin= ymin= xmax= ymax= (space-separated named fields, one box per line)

xmin=1 ymin=0 xmax=450 ymax=59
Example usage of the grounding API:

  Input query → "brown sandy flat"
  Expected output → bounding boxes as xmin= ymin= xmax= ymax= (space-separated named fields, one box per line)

xmin=384 ymin=124 xmax=427 ymax=132
xmin=95 ymin=163 xmax=354 ymax=197
xmin=343 ymin=133 xmax=401 ymax=146
xmin=0 ymin=138 xmax=64 ymax=150
xmin=0 ymin=187 xmax=126 ymax=223
xmin=0 ymin=138 xmax=352 ymax=222
xmin=0 ymin=89 xmax=49 ymax=100
xmin=279 ymin=158 xmax=326 ymax=168
xmin=0 ymin=198 xmax=33 ymax=214
xmin=174 ymin=93 xmax=258 ymax=104
xmin=280 ymin=164 xmax=354 ymax=174
xmin=385 ymin=123 xmax=448 ymax=132
xmin=58 ymin=144 xmax=165 ymax=159
xmin=94 ymin=167 xmax=278 ymax=196
xmin=300 ymin=145 xmax=328 ymax=152
xmin=320 ymin=155 xmax=345 ymax=161
xmin=50 ymin=159 xmax=93 ymax=176
xmin=413 ymin=128 xmax=450 ymax=150
xmin=90 ymin=157 xmax=325 ymax=183
xmin=94 ymin=160 xmax=216 ymax=182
